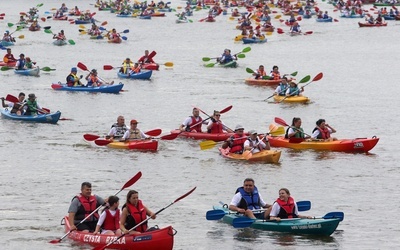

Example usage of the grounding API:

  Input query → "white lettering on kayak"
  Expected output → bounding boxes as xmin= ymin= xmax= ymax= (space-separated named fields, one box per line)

xmin=83 ymin=235 xmax=101 ymax=243
xmin=354 ymin=142 xmax=364 ymax=148
xmin=105 ymin=236 xmax=126 ymax=244
xmin=291 ymin=224 xmax=322 ymax=230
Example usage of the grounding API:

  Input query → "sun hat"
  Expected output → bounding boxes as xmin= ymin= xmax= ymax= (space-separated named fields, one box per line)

xmin=235 ymin=124 xmax=244 ymax=131
xmin=130 ymin=119 xmax=138 ymax=124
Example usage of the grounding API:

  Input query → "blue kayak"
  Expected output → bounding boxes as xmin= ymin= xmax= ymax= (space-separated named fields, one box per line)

xmin=51 ymin=83 xmax=124 ymax=93
xmin=242 ymin=37 xmax=267 ymax=44
xmin=1 ymin=108 xmax=61 ymax=124
xmin=0 ymin=40 xmax=14 ymax=46
xmin=53 ymin=40 xmax=67 ymax=46
xmin=316 ymin=17 xmax=333 ymax=22
xmin=340 ymin=14 xmax=365 ymax=18
xmin=117 ymin=70 xmax=152 ymax=79
xmin=138 ymin=15 xmax=151 ymax=19
xmin=74 ymin=19 xmax=94 ymax=24
xmin=14 ymin=67 xmax=40 ymax=76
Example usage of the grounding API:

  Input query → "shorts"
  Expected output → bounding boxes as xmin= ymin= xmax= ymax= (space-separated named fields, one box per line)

xmin=76 ymin=221 xmax=97 ymax=232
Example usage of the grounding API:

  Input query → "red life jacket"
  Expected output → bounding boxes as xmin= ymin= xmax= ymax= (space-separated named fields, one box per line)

xmin=314 ymin=127 xmax=330 ymax=139
xmin=271 ymin=71 xmax=280 ymax=80
xmin=230 ymin=134 xmax=247 ymax=154
xmin=189 ymin=116 xmax=202 ymax=132
xmin=76 ymin=194 xmax=99 ymax=220
xmin=127 ymin=200 xmax=148 ymax=233
xmin=276 ymin=196 xmax=296 ymax=218
xmin=102 ymin=209 xmax=120 ymax=231
xmin=209 ymin=121 xmax=223 ymax=134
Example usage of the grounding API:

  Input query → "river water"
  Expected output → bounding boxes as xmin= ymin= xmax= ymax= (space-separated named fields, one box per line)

xmin=0 ymin=0 xmax=399 ymax=249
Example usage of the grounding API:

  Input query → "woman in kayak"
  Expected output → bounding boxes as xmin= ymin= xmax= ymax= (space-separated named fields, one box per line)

xmin=206 ymin=110 xmax=233 ymax=134
xmin=285 ymin=117 xmax=311 ymax=139
xmin=311 ymin=119 xmax=337 ymax=141
xmin=285 ymin=81 xmax=304 ymax=96
xmin=119 ymin=190 xmax=156 ymax=234
xmin=269 ymin=188 xmax=313 ymax=221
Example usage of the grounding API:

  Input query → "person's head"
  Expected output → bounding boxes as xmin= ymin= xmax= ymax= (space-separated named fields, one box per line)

xmin=234 ymin=124 xmax=245 ymax=135
xmin=126 ymin=190 xmax=139 ymax=205
xmin=5 ymin=30 xmax=9 ymax=35
xmin=272 ymin=65 xmax=279 ymax=72
xmin=249 ymin=130 xmax=258 ymax=140
xmin=108 ymin=195 xmax=119 ymax=208
xmin=112 ymin=28 xmax=116 ymax=33
xmin=18 ymin=92 xmax=25 ymax=102
xmin=71 ymin=67 xmax=77 ymax=73
xmin=28 ymin=93 xmax=36 ymax=101
xmin=192 ymin=108 xmax=200 ymax=117
xmin=243 ymin=178 xmax=255 ymax=193
xmin=258 ymin=65 xmax=264 ymax=70
xmin=19 ymin=53 xmax=25 ymax=58
xmin=80 ymin=182 xmax=92 ymax=198
xmin=126 ymin=58 xmax=131 ymax=63
xmin=144 ymin=50 xmax=149 ymax=55
xmin=117 ymin=115 xmax=125 ymax=125
xmin=130 ymin=119 xmax=138 ymax=128
xmin=281 ymin=76 xmax=288 ymax=84
xmin=6 ymin=48 xmax=12 ymax=54
xmin=316 ymin=119 xmax=326 ymax=128
xmin=291 ymin=117 xmax=302 ymax=127
xmin=213 ymin=110 xmax=221 ymax=120
xmin=26 ymin=57 xmax=32 ymax=62
xmin=278 ymin=188 xmax=291 ymax=201
xmin=134 ymin=62 xmax=139 ymax=67
xmin=91 ymin=69 xmax=97 ymax=75
xmin=60 ymin=30 xmax=64 ymax=34
xmin=289 ymin=81 xmax=297 ymax=88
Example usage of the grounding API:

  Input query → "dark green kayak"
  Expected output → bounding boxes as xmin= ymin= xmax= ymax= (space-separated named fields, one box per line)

xmin=217 ymin=61 xmax=237 ymax=68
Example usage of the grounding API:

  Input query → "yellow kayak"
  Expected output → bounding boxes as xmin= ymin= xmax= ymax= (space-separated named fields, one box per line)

xmin=219 ymin=148 xmax=281 ymax=163
xmin=273 ymin=95 xmax=310 ymax=103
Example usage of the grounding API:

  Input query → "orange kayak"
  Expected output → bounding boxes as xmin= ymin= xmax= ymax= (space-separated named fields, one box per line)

xmin=245 ymin=78 xmax=281 ymax=86
xmin=219 ymin=147 xmax=281 ymax=163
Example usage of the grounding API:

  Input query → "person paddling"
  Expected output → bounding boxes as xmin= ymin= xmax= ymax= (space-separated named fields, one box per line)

xmin=179 ymin=108 xmax=204 ymax=132
xmin=207 ymin=110 xmax=233 ymax=134
xmin=217 ymin=49 xmax=237 ymax=65
xmin=66 ymin=67 xmax=84 ymax=87
xmin=53 ymin=30 xmax=66 ymax=41
xmin=243 ymin=130 xmax=270 ymax=153
xmin=285 ymin=117 xmax=310 ymax=139
xmin=23 ymin=93 xmax=48 ymax=115
xmin=269 ymin=188 xmax=313 ymax=221
xmin=221 ymin=124 xmax=247 ymax=154
xmin=253 ymin=65 xmax=266 ymax=79
xmin=1 ymin=92 xmax=25 ymax=115
xmin=138 ymin=50 xmax=157 ymax=66
xmin=93 ymin=195 xmax=122 ymax=236
xmin=120 ymin=119 xmax=152 ymax=141
xmin=3 ymin=48 xmax=17 ymax=63
xmin=107 ymin=116 xmax=128 ymax=140
xmin=120 ymin=58 xmax=133 ymax=74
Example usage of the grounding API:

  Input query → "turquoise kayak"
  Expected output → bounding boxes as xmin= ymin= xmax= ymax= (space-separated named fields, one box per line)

xmin=1 ymin=108 xmax=61 ymax=124
xmin=53 ymin=39 xmax=67 ymax=46
xmin=0 ymin=40 xmax=14 ymax=46
xmin=14 ymin=67 xmax=40 ymax=76
xmin=51 ymin=83 xmax=124 ymax=93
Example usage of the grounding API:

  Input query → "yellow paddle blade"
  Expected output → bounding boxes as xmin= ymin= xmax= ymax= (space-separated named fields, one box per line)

xmin=243 ymin=150 xmax=252 ymax=160
xmin=79 ymin=24 xmax=86 ymax=29
xmin=80 ymin=30 xmax=87 ymax=35
xmin=229 ymin=16 xmax=235 ymax=20
xmin=234 ymin=35 xmax=244 ymax=41
xmin=269 ymin=123 xmax=279 ymax=132
xmin=177 ymin=6 xmax=182 ymax=9
xmin=266 ymin=32 xmax=273 ymax=36
xmin=270 ymin=127 xmax=285 ymax=136
xmin=251 ymin=15 xmax=258 ymax=20
xmin=18 ymin=35 xmax=24 ymax=39
xmin=164 ymin=62 xmax=173 ymax=67
xmin=275 ymin=14 xmax=282 ymax=19
xmin=51 ymin=8 xmax=57 ymax=10
xmin=199 ymin=140 xmax=218 ymax=150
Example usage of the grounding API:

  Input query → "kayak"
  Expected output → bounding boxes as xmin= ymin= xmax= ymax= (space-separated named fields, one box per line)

xmin=358 ymin=22 xmax=387 ymax=27
xmin=1 ymin=108 xmax=61 ymax=124
xmin=216 ymin=61 xmax=237 ymax=68
xmin=0 ymin=61 xmax=17 ymax=67
xmin=157 ymin=8 xmax=173 ymax=12
xmin=142 ymin=63 xmax=159 ymax=70
xmin=118 ymin=70 xmax=152 ymax=79
xmin=170 ymin=129 xmax=239 ymax=141
xmin=29 ymin=26 xmax=41 ymax=31
xmin=373 ymin=3 xmax=400 ymax=6
xmin=205 ymin=17 xmax=216 ymax=22
xmin=382 ymin=15 xmax=396 ymax=20
xmin=107 ymin=139 xmax=158 ymax=151
xmin=53 ymin=16 xmax=68 ymax=20
xmin=139 ymin=15 xmax=152 ymax=20
xmin=245 ymin=78 xmax=281 ymax=86
xmin=219 ymin=147 xmax=281 ymax=163
xmin=267 ymin=136 xmax=379 ymax=152
xmin=340 ymin=14 xmax=365 ymax=18
xmin=242 ymin=37 xmax=267 ymax=44
xmin=116 ymin=13 xmax=137 ymax=17
xmin=273 ymin=95 xmax=310 ymax=103
xmin=53 ymin=39 xmax=67 ymax=46
xmin=74 ymin=19 xmax=94 ymax=24
xmin=212 ymin=206 xmax=341 ymax=236
xmin=51 ymin=83 xmax=124 ymax=93
xmin=0 ymin=40 xmax=14 ymax=46
xmin=14 ymin=67 xmax=40 ymax=76
xmin=62 ymin=216 xmax=174 ymax=249
xmin=316 ymin=17 xmax=333 ymax=22
xmin=260 ymin=26 xmax=274 ymax=32
xmin=108 ymin=37 xmax=122 ymax=43
xmin=176 ymin=18 xmax=189 ymax=23
xmin=151 ymin=12 xmax=166 ymax=17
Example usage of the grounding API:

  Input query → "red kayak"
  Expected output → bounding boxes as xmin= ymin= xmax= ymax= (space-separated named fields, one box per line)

xmin=142 ymin=63 xmax=159 ymax=70
xmin=358 ymin=22 xmax=387 ymax=27
xmin=62 ymin=216 xmax=174 ymax=249
xmin=170 ymin=129 xmax=247 ymax=142
xmin=0 ymin=61 xmax=17 ymax=67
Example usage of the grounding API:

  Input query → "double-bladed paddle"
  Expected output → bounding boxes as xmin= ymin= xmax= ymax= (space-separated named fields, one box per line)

xmin=49 ymin=172 xmax=143 ymax=244
xmin=263 ymin=74 xmax=311 ymax=102
xmin=204 ymin=47 xmax=250 ymax=67
xmin=77 ymin=62 xmax=114 ymax=85
xmin=92 ymin=187 xmax=196 ymax=250
xmin=274 ymin=117 xmax=313 ymax=139
xmin=189 ymin=105 xmax=233 ymax=129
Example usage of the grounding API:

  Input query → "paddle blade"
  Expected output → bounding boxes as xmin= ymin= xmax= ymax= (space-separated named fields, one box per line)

xmin=94 ymin=139 xmax=112 ymax=146
xmin=220 ymin=105 xmax=233 ymax=114
xmin=290 ymin=71 xmax=298 ymax=76
xmin=246 ymin=67 xmax=255 ymax=74
xmin=304 ymin=31 xmax=313 ymax=35
xmin=7 ymin=22 xmax=14 ymax=27
xmin=77 ymin=62 xmax=88 ymax=71
xmin=206 ymin=209 xmax=227 ymax=220
xmin=41 ymin=67 xmax=56 ymax=71
xmin=322 ymin=212 xmax=344 ymax=221
xmin=312 ymin=72 xmax=323 ymax=82
xmin=275 ymin=14 xmax=282 ymax=19
xmin=83 ymin=134 xmax=100 ymax=141
xmin=205 ymin=63 xmax=215 ymax=68
xmin=103 ymin=65 xmax=114 ymax=70
xmin=44 ymin=29 xmax=53 ymax=34
xmin=232 ymin=217 xmax=255 ymax=228
xmin=274 ymin=117 xmax=289 ymax=127
xmin=68 ymin=40 xmax=75 ymax=45
xmin=270 ymin=126 xmax=285 ymax=136
xmin=43 ymin=26 xmax=51 ymax=30
xmin=121 ymin=36 xmax=128 ymax=40
xmin=237 ymin=54 xmax=245 ymax=59
xmin=242 ymin=47 xmax=251 ymax=53
xmin=199 ymin=140 xmax=217 ymax=150
xmin=122 ymin=29 xmax=129 ymax=33
xmin=298 ymin=75 xmax=311 ymax=84
xmin=243 ymin=150 xmax=253 ymax=160
xmin=41 ymin=17 xmax=46 ymax=22
xmin=297 ymin=200 xmax=311 ymax=212
xmin=160 ymin=133 xmax=179 ymax=140
xmin=101 ymin=21 xmax=108 ymax=26
xmin=145 ymin=129 xmax=162 ymax=136
xmin=164 ymin=62 xmax=173 ymax=67
xmin=18 ymin=35 xmax=24 ymax=39
xmin=174 ymin=186 xmax=196 ymax=203
xmin=202 ymin=57 xmax=211 ymax=62
xmin=6 ymin=94 xmax=19 ymax=103
xmin=120 ymin=171 xmax=142 ymax=189
xmin=1 ymin=66 xmax=12 ymax=71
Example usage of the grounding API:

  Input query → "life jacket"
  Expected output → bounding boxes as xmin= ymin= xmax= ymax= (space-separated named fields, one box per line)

xmin=187 ymin=116 xmax=202 ymax=132
xmin=3 ymin=54 xmax=16 ymax=63
xmin=129 ymin=128 xmax=142 ymax=139
xmin=130 ymin=66 xmax=141 ymax=74
xmin=246 ymin=138 xmax=263 ymax=152
xmin=235 ymin=186 xmax=261 ymax=210
xmin=17 ymin=59 xmax=25 ymax=70
xmin=111 ymin=123 xmax=128 ymax=138
xmin=276 ymin=197 xmax=297 ymax=219
xmin=122 ymin=61 xmax=133 ymax=74
xmin=24 ymin=99 xmax=37 ymax=115
xmin=291 ymin=25 xmax=300 ymax=32
xmin=271 ymin=71 xmax=280 ymax=80
xmin=125 ymin=201 xmax=148 ymax=233
xmin=221 ymin=54 xmax=233 ymax=64
xmin=229 ymin=134 xmax=247 ymax=154
xmin=287 ymin=86 xmax=300 ymax=96
xmin=66 ymin=73 xmax=80 ymax=87
xmin=10 ymin=102 xmax=24 ymax=114
xmin=256 ymin=69 xmax=266 ymax=76
xmin=26 ymin=61 xmax=33 ymax=69
xmin=102 ymin=209 xmax=120 ymax=231
xmin=139 ymin=55 xmax=154 ymax=64
xmin=285 ymin=127 xmax=304 ymax=138
xmin=87 ymin=75 xmax=99 ymax=86
xmin=312 ymin=126 xmax=330 ymax=139
xmin=74 ymin=194 xmax=100 ymax=221
xmin=277 ymin=83 xmax=287 ymax=96
xmin=208 ymin=121 xmax=223 ymax=134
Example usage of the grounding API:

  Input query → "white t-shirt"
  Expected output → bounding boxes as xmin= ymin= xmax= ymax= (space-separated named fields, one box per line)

xmin=274 ymin=84 xmax=287 ymax=95
xmin=181 ymin=116 xmax=202 ymax=127
xmin=270 ymin=201 xmax=299 ymax=217
xmin=243 ymin=138 xmax=267 ymax=153
xmin=97 ymin=209 xmax=120 ymax=226
xmin=230 ymin=191 xmax=267 ymax=209
xmin=108 ymin=125 xmax=129 ymax=137
xmin=311 ymin=127 xmax=332 ymax=139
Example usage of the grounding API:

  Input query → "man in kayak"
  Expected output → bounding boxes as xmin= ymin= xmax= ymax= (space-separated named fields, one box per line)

xmin=229 ymin=178 xmax=271 ymax=219
xmin=207 ymin=110 xmax=233 ymax=134
xmin=119 ymin=58 xmax=133 ymax=74
xmin=68 ymin=182 xmax=105 ymax=232
xmin=253 ymin=65 xmax=266 ymax=79
xmin=1 ymin=92 xmax=25 ymax=115
xmin=15 ymin=53 xmax=26 ymax=70
xmin=269 ymin=188 xmax=312 ymax=221
xmin=2 ymin=30 xmax=15 ymax=43
xmin=179 ymin=108 xmax=204 ymax=132
xmin=107 ymin=115 xmax=128 ymax=140
xmin=23 ymin=93 xmax=48 ymax=115
xmin=217 ymin=49 xmax=237 ymax=65
xmin=3 ymin=48 xmax=17 ymax=63
xmin=274 ymin=76 xmax=289 ymax=96
xmin=66 ymin=67 xmax=84 ymax=87
xmin=311 ymin=119 xmax=337 ymax=141
xmin=290 ymin=22 xmax=301 ymax=34
xmin=269 ymin=65 xmax=281 ymax=80
xmin=120 ymin=119 xmax=152 ymax=141
xmin=138 ymin=50 xmax=157 ymax=66
xmin=53 ymin=30 xmax=66 ymax=41
xmin=221 ymin=124 xmax=246 ymax=154
xmin=243 ymin=130 xmax=270 ymax=153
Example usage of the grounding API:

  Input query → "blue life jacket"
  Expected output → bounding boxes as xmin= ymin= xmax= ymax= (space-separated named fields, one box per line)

xmin=236 ymin=186 xmax=261 ymax=210
xmin=288 ymin=86 xmax=300 ymax=96
xmin=17 ymin=59 xmax=25 ymax=70
xmin=278 ymin=83 xmax=287 ymax=96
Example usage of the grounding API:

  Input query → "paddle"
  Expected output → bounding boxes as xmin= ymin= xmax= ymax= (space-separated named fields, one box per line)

xmin=204 ymin=47 xmax=250 ymax=67
xmin=49 ymin=172 xmax=142 ymax=244
xmin=200 ymin=136 xmax=248 ymax=151
xmin=83 ymin=134 xmax=100 ymax=141
xmin=94 ymin=129 xmax=163 ymax=146
xmin=263 ymin=74 xmax=308 ymax=101
xmin=41 ymin=67 xmax=56 ymax=71
xmin=77 ymin=62 xmax=114 ymax=85
xmin=274 ymin=117 xmax=313 ymax=139
xmin=206 ymin=200 xmax=311 ymax=220
xmin=242 ymin=134 xmax=268 ymax=160
xmin=93 ymin=187 xmax=197 ymax=250
xmin=187 ymin=105 xmax=233 ymax=132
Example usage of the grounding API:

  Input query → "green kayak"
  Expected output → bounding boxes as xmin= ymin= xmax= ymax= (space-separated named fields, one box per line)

xmin=210 ymin=206 xmax=343 ymax=236
xmin=218 ymin=61 xmax=237 ymax=68
xmin=373 ymin=3 xmax=400 ymax=6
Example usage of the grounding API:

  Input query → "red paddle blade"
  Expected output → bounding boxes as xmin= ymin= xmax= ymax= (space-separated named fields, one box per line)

xmin=304 ymin=31 xmax=313 ymax=35
xmin=174 ymin=186 xmax=196 ymax=203
xmin=220 ymin=105 xmax=233 ymax=114
xmin=145 ymin=129 xmax=162 ymax=136
xmin=51 ymin=84 xmax=63 ymax=89
xmin=83 ymin=134 xmax=100 ymax=141
xmin=94 ymin=139 xmax=112 ymax=146
xmin=49 ymin=239 xmax=62 ymax=244
xmin=160 ymin=133 xmax=179 ymax=140
xmin=42 ymin=107 xmax=51 ymax=113
xmin=121 ymin=171 xmax=142 ymax=189
xmin=101 ymin=21 xmax=107 ymax=26
xmin=77 ymin=62 xmax=88 ymax=71
xmin=148 ymin=50 xmax=157 ymax=60
xmin=277 ymin=29 xmax=284 ymax=34
xmin=274 ymin=117 xmax=289 ymax=127
xmin=103 ymin=65 xmax=114 ymax=70
xmin=312 ymin=72 xmax=323 ymax=82
xmin=5 ymin=94 xmax=19 ymax=103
